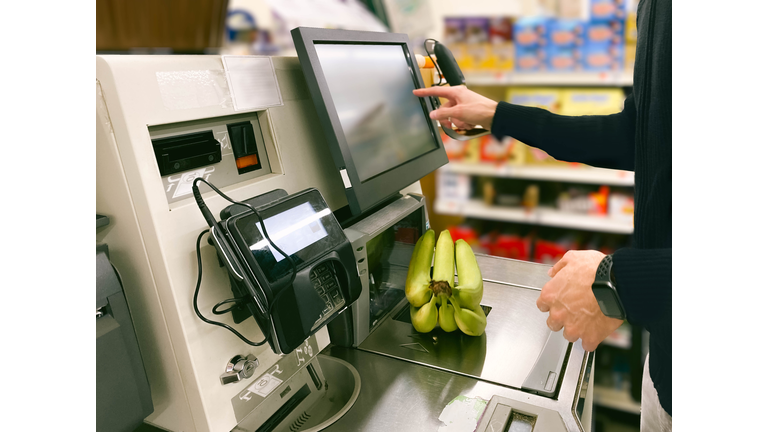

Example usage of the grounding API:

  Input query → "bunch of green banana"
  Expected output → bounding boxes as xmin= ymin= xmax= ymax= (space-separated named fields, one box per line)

xmin=406 ymin=229 xmax=486 ymax=336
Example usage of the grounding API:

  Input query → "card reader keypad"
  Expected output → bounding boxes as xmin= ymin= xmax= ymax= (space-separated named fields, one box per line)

xmin=311 ymin=262 xmax=344 ymax=322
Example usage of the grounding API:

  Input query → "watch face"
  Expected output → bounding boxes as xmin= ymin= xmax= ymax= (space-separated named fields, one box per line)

xmin=593 ymin=284 xmax=623 ymax=319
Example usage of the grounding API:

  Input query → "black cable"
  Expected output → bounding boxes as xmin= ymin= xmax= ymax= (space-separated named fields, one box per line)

xmin=191 ymin=177 xmax=299 ymax=346
xmin=212 ymin=297 xmax=242 ymax=315
xmin=423 ymin=38 xmax=447 ymax=87
xmin=193 ymin=229 xmax=267 ymax=346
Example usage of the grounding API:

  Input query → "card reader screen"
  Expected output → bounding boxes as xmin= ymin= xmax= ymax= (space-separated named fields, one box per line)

xmin=254 ymin=202 xmax=329 ymax=262
xmin=232 ymin=190 xmax=345 ymax=284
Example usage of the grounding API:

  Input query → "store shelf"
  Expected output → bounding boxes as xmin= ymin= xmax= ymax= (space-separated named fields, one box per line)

xmin=593 ymin=385 xmax=642 ymax=415
xmin=465 ymin=70 xmax=633 ymax=87
xmin=440 ymin=162 xmax=634 ymax=187
xmin=435 ymin=199 xmax=634 ymax=234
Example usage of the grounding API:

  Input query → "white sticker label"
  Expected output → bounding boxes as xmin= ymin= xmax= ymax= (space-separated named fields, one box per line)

xmin=340 ymin=169 xmax=352 ymax=188
xmin=222 ymin=56 xmax=283 ymax=111
xmin=248 ymin=374 xmax=283 ymax=398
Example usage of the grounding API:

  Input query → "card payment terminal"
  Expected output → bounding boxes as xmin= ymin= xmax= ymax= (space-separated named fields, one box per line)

xmin=202 ymin=186 xmax=362 ymax=355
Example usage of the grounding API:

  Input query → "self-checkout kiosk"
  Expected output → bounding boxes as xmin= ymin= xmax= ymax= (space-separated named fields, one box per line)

xmin=96 ymin=27 xmax=594 ymax=432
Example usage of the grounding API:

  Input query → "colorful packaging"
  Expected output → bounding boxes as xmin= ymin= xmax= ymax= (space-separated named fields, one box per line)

xmin=560 ymin=88 xmax=626 ymax=115
xmin=548 ymin=19 xmax=585 ymax=47
xmin=590 ymin=0 xmax=626 ymax=22
xmin=625 ymin=11 xmax=637 ymax=43
xmin=444 ymin=18 xmax=470 ymax=72
xmin=507 ymin=87 xmax=562 ymax=111
xmin=581 ymin=43 xmax=624 ymax=71
xmin=442 ymin=131 xmax=468 ymax=161
xmin=448 ymin=225 xmax=479 ymax=244
xmin=479 ymin=135 xmax=515 ymax=162
xmin=625 ymin=43 xmax=636 ymax=70
xmin=534 ymin=239 xmax=568 ymax=264
xmin=444 ymin=17 xmax=466 ymax=45
xmin=464 ymin=17 xmax=491 ymax=71
xmin=514 ymin=17 xmax=550 ymax=49
xmin=586 ymin=20 xmax=624 ymax=46
xmin=515 ymin=45 xmax=546 ymax=72
xmin=548 ymin=45 xmax=582 ymax=71
xmin=491 ymin=234 xmax=532 ymax=260
xmin=609 ymin=192 xmax=634 ymax=222
xmin=489 ymin=17 xmax=514 ymax=71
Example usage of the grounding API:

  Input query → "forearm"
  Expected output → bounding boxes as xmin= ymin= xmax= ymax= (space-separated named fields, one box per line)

xmin=490 ymin=95 xmax=636 ymax=171
xmin=612 ymin=247 xmax=672 ymax=328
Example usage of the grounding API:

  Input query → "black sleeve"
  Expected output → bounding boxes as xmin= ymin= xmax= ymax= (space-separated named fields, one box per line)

xmin=613 ymin=247 xmax=672 ymax=328
xmin=490 ymin=93 xmax=637 ymax=172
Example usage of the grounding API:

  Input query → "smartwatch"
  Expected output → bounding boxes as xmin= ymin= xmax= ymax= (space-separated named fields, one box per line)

xmin=592 ymin=254 xmax=626 ymax=320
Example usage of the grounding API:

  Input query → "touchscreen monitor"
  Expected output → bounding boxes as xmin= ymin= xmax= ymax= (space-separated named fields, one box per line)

xmin=313 ymin=43 xmax=438 ymax=182
xmin=292 ymin=27 xmax=448 ymax=217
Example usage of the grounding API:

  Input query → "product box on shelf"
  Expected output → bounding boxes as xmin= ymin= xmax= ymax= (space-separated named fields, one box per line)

xmin=581 ymin=42 xmax=624 ymax=71
xmin=479 ymin=135 xmax=515 ymax=162
xmin=625 ymin=11 xmax=637 ymax=43
xmin=608 ymin=192 xmax=634 ymax=222
xmin=560 ymin=88 xmax=626 ymax=115
xmin=506 ymin=87 xmax=562 ymax=112
xmin=548 ymin=45 xmax=582 ymax=71
xmin=624 ymin=43 xmax=636 ymax=70
xmin=442 ymin=131 xmax=469 ymax=161
xmin=534 ymin=239 xmax=569 ymax=264
xmin=514 ymin=17 xmax=550 ymax=49
xmin=590 ymin=0 xmax=626 ymax=22
xmin=548 ymin=19 xmax=585 ymax=47
xmin=436 ymin=170 xmax=471 ymax=203
xmin=448 ymin=225 xmax=479 ymax=246
xmin=489 ymin=17 xmax=514 ymax=71
xmin=444 ymin=17 xmax=470 ymax=72
xmin=465 ymin=17 xmax=492 ymax=71
xmin=586 ymin=20 xmax=624 ymax=46
xmin=515 ymin=45 xmax=546 ymax=72
xmin=491 ymin=233 xmax=532 ymax=260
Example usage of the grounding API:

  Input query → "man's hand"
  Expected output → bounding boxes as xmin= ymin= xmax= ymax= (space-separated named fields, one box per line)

xmin=413 ymin=86 xmax=498 ymax=131
xmin=537 ymin=250 xmax=624 ymax=352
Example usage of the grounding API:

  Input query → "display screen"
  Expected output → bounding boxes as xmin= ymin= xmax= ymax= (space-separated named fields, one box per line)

xmin=232 ymin=191 xmax=344 ymax=284
xmin=314 ymin=43 xmax=439 ymax=182
xmin=252 ymin=202 xmax=330 ymax=262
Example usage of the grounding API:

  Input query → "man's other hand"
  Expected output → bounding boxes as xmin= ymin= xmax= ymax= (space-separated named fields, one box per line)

xmin=536 ymin=250 xmax=624 ymax=352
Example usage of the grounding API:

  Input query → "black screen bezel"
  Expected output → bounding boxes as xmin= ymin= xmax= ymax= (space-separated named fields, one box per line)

xmin=291 ymin=27 xmax=448 ymax=216
xmin=228 ymin=189 xmax=345 ymax=285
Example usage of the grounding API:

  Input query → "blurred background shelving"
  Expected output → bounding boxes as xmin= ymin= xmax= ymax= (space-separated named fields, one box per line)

xmin=96 ymin=1 xmax=649 ymax=431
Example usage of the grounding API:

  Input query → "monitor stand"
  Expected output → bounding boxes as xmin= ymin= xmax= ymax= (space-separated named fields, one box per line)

xmin=333 ymin=193 xmax=402 ymax=229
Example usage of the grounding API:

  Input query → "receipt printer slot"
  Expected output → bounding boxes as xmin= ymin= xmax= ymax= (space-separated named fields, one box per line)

xmin=152 ymin=130 xmax=222 ymax=176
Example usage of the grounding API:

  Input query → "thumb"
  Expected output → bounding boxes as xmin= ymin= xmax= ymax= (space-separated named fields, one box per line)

xmin=548 ymin=255 xmax=569 ymax=277
xmin=429 ymin=105 xmax=462 ymax=121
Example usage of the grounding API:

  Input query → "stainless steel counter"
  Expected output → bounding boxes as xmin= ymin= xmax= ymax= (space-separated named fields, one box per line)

xmin=320 ymin=254 xmax=594 ymax=431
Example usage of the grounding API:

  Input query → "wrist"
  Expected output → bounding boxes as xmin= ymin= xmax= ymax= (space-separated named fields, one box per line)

xmin=592 ymin=254 xmax=626 ymax=320
xmin=482 ymin=101 xmax=499 ymax=130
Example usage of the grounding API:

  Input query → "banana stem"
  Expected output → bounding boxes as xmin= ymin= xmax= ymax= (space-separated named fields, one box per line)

xmin=429 ymin=279 xmax=453 ymax=296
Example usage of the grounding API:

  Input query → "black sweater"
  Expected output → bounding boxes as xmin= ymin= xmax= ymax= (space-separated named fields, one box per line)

xmin=490 ymin=0 xmax=672 ymax=416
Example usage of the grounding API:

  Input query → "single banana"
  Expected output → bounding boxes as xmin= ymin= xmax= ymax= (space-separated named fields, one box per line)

xmin=429 ymin=230 xmax=455 ymax=298
xmin=438 ymin=302 xmax=458 ymax=332
xmin=449 ymin=296 xmax=487 ymax=336
xmin=453 ymin=239 xmax=483 ymax=308
xmin=410 ymin=294 xmax=438 ymax=333
xmin=405 ymin=230 xmax=435 ymax=307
